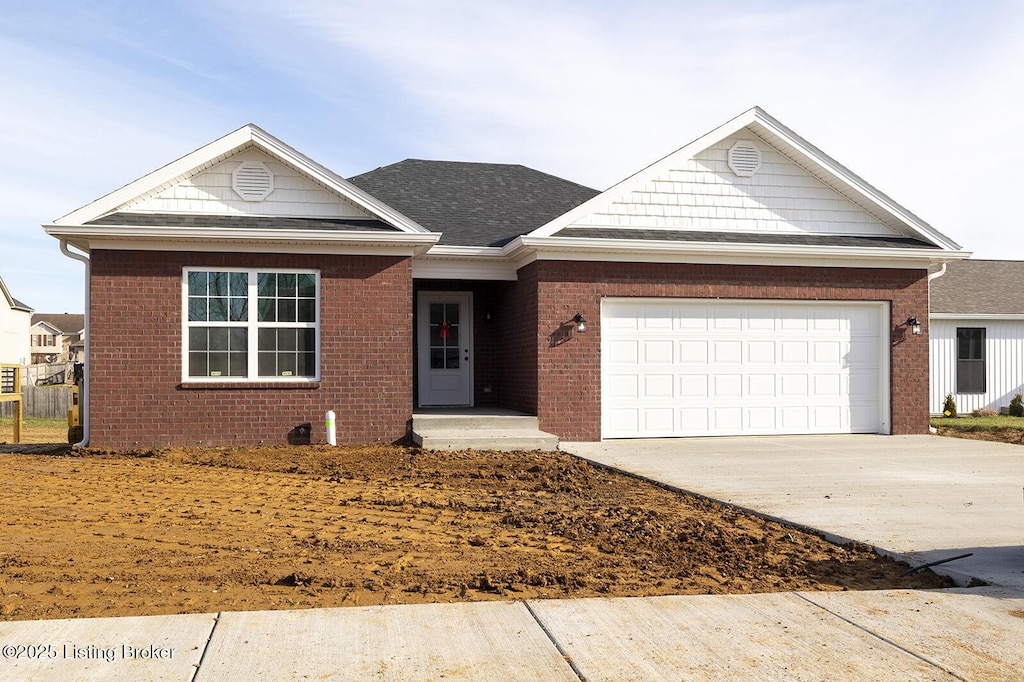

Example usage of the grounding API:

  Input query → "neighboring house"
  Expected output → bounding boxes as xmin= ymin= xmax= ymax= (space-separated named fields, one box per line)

xmin=30 ymin=313 xmax=86 ymax=363
xmin=44 ymin=107 xmax=969 ymax=449
xmin=0 ymin=274 xmax=32 ymax=365
xmin=929 ymin=260 xmax=1024 ymax=414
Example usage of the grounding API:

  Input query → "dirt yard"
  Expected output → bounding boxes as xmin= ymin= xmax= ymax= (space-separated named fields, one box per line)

xmin=0 ymin=444 xmax=951 ymax=622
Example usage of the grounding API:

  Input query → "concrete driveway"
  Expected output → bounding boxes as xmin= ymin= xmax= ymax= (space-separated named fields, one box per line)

xmin=561 ymin=435 xmax=1024 ymax=591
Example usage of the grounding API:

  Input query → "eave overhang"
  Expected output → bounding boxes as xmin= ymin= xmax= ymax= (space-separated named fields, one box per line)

xmin=505 ymin=235 xmax=972 ymax=270
xmin=44 ymin=223 xmax=441 ymax=257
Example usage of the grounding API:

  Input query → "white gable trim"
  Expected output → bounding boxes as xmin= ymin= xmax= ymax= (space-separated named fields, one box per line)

xmin=527 ymin=107 xmax=963 ymax=252
xmin=53 ymin=125 xmax=430 ymax=235
xmin=30 ymin=321 xmax=63 ymax=335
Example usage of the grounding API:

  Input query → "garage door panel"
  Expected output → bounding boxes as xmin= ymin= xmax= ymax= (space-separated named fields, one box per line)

xmin=813 ymin=340 xmax=842 ymax=364
xmin=780 ymin=341 xmax=808 ymax=363
xmin=678 ymin=374 xmax=709 ymax=397
xmin=607 ymin=339 xmax=639 ymax=364
xmin=747 ymin=374 xmax=776 ymax=397
xmin=714 ymin=340 xmax=742 ymax=363
xmin=678 ymin=340 xmax=708 ymax=363
xmin=602 ymin=299 xmax=887 ymax=438
xmin=747 ymin=340 xmax=775 ymax=363
xmin=679 ymin=407 xmax=710 ymax=433
xmin=748 ymin=406 xmax=777 ymax=430
xmin=643 ymin=374 xmax=674 ymax=398
xmin=713 ymin=374 xmax=743 ymax=397
xmin=714 ymin=407 xmax=743 ymax=430
xmin=644 ymin=339 xmax=674 ymax=364
xmin=607 ymin=374 xmax=639 ymax=399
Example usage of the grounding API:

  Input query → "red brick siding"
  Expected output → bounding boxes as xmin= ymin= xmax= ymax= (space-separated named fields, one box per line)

xmin=531 ymin=261 xmax=930 ymax=441
xmin=88 ymin=250 xmax=412 ymax=448
xmin=496 ymin=263 xmax=539 ymax=414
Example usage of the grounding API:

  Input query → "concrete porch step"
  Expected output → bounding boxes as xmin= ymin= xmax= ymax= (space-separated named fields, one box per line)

xmin=411 ymin=411 xmax=559 ymax=452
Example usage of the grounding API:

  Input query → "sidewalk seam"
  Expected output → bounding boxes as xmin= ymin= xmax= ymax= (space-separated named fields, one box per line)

xmin=794 ymin=593 xmax=968 ymax=681
xmin=523 ymin=601 xmax=586 ymax=681
xmin=188 ymin=611 xmax=222 ymax=682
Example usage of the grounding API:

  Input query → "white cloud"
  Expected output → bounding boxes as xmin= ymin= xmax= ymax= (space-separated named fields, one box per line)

xmin=3 ymin=0 xmax=1023 ymax=316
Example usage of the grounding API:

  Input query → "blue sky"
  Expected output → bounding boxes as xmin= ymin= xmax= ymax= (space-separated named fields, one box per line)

xmin=2 ymin=0 xmax=1022 ymax=313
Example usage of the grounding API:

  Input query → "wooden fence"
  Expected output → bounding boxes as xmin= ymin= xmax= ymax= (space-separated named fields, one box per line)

xmin=0 ymin=385 xmax=72 ymax=420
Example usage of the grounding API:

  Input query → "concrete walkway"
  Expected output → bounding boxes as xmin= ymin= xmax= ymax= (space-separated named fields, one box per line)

xmin=3 ymin=433 xmax=1024 ymax=680
xmin=2 ymin=587 xmax=1023 ymax=680
xmin=562 ymin=434 xmax=1024 ymax=591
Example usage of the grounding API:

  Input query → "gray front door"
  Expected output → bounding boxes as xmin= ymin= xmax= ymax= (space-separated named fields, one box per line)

xmin=417 ymin=292 xmax=473 ymax=406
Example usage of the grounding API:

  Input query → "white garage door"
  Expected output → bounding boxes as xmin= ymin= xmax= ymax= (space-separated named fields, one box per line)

xmin=602 ymin=299 xmax=889 ymax=438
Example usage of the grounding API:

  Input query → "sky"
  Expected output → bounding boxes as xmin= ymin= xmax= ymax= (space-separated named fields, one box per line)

xmin=1 ymin=0 xmax=1022 ymax=314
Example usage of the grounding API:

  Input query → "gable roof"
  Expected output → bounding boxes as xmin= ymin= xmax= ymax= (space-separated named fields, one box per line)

xmin=0 ymin=275 xmax=32 ymax=313
xmin=526 ymin=107 xmax=965 ymax=256
xmin=46 ymin=125 xmax=441 ymax=256
xmin=31 ymin=313 xmax=85 ymax=333
xmin=930 ymin=260 xmax=1024 ymax=316
xmin=348 ymin=160 xmax=599 ymax=247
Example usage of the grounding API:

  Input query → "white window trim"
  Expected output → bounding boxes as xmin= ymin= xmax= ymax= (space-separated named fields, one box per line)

xmin=181 ymin=267 xmax=321 ymax=383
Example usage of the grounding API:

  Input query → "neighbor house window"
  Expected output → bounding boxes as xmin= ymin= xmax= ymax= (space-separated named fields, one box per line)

xmin=956 ymin=327 xmax=985 ymax=394
xmin=184 ymin=268 xmax=319 ymax=381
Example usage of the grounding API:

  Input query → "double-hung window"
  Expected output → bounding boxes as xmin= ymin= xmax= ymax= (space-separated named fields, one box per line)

xmin=955 ymin=327 xmax=985 ymax=394
xmin=184 ymin=268 xmax=319 ymax=382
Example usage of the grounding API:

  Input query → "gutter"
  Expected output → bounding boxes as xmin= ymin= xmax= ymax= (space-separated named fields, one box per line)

xmin=59 ymin=240 xmax=89 ymax=447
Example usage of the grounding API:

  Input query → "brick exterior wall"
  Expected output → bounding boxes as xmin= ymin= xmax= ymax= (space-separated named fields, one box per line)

xmin=530 ymin=261 xmax=930 ymax=441
xmin=88 ymin=250 xmax=412 ymax=448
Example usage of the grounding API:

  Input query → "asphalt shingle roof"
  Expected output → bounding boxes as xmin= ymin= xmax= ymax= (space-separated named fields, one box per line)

xmin=347 ymin=160 xmax=600 ymax=247
xmin=930 ymin=260 xmax=1024 ymax=315
xmin=90 ymin=213 xmax=396 ymax=232
xmin=31 ymin=313 xmax=85 ymax=332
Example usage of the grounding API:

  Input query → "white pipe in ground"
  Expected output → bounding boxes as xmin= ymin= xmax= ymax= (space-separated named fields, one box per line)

xmin=325 ymin=410 xmax=336 ymax=446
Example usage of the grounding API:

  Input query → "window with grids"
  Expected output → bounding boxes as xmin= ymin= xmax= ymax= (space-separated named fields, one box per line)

xmin=184 ymin=269 xmax=318 ymax=381
xmin=956 ymin=327 xmax=985 ymax=394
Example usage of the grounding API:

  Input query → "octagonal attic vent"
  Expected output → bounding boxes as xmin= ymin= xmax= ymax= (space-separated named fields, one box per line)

xmin=232 ymin=161 xmax=274 ymax=201
xmin=728 ymin=140 xmax=761 ymax=177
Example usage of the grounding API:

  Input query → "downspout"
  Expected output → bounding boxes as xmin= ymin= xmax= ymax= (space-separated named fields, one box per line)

xmin=59 ymin=240 xmax=89 ymax=446
xmin=925 ymin=262 xmax=948 ymax=423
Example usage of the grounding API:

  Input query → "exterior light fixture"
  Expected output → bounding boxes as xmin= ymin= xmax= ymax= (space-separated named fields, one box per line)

xmin=573 ymin=313 xmax=587 ymax=333
xmin=906 ymin=317 xmax=921 ymax=335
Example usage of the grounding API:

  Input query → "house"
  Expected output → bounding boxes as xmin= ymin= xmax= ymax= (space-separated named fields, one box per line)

xmin=44 ymin=107 xmax=969 ymax=449
xmin=929 ymin=260 xmax=1024 ymax=414
xmin=0 ymin=274 xmax=32 ymax=365
xmin=30 ymin=313 xmax=86 ymax=364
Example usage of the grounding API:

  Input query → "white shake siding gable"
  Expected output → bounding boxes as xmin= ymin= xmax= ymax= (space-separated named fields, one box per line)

xmin=930 ymin=318 xmax=1024 ymax=414
xmin=125 ymin=148 xmax=373 ymax=219
xmin=581 ymin=129 xmax=901 ymax=236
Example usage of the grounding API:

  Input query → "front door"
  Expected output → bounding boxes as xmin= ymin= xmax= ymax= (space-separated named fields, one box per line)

xmin=417 ymin=292 xmax=473 ymax=406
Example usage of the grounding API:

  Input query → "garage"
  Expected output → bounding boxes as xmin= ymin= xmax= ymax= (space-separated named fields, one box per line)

xmin=601 ymin=299 xmax=890 ymax=438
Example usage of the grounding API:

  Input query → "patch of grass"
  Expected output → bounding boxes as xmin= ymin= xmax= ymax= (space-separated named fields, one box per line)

xmin=0 ymin=417 xmax=68 ymax=444
xmin=930 ymin=414 xmax=1024 ymax=432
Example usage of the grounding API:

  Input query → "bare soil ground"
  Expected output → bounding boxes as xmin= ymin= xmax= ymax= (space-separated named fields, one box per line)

xmin=933 ymin=426 xmax=1024 ymax=445
xmin=0 ymin=444 xmax=951 ymax=622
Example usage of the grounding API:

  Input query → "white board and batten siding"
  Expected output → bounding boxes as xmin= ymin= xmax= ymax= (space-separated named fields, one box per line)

xmin=125 ymin=149 xmax=373 ymax=219
xmin=580 ymin=128 xmax=902 ymax=237
xmin=602 ymin=299 xmax=890 ymax=438
xmin=929 ymin=318 xmax=1024 ymax=414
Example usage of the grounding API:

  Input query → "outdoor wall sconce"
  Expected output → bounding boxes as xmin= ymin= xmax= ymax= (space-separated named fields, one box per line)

xmin=906 ymin=316 xmax=921 ymax=335
xmin=573 ymin=313 xmax=587 ymax=333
